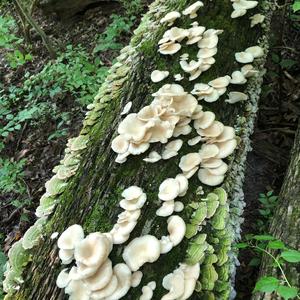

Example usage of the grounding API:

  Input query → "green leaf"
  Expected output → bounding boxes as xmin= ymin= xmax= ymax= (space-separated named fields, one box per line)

xmin=234 ymin=242 xmax=248 ymax=249
xmin=277 ymin=285 xmax=298 ymax=300
xmin=253 ymin=235 xmax=275 ymax=241
xmin=281 ymin=250 xmax=300 ymax=263
xmin=254 ymin=277 xmax=279 ymax=293
xmin=292 ymin=0 xmax=300 ymax=12
xmin=268 ymin=240 xmax=285 ymax=250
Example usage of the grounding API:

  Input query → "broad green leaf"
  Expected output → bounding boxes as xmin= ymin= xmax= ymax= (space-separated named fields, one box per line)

xmin=292 ymin=1 xmax=300 ymax=12
xmin=253 ymin=235 xmax=275 ymax=241
xmin=234 ymin=242 xmax=248 ymax=249
xmin=277 ymin=286 xmax=298 ymax=300
xmin=254 ymin=277 xmax=279 ymax=293
xmin=268 ymin=240 xmax=285 ymax=250
xmin=281 ymin=250 xmax=300 ymax=263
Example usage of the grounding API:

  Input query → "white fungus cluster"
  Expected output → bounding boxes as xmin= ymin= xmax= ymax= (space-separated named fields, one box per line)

xmin=235 ymin=45 xmax=264 ymax=63
xmin=140 ymin=281 xmax=156 ymax=300
xmin=156 ymin=175 xmax=187 ymax=217
xmin=110 ymin=186 xmax=147 ymax=244
xmin=161 ymin=263 xmax=200 ymax=300
xmin=230 ymin=0 xmax=258 ymax=19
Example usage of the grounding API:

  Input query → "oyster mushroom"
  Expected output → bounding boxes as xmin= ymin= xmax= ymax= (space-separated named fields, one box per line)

xmin=160 ymin=11 xmax=181 ymax=26
xmin=250 ymin=13 xmax=265 ymax=27
xmin=235 ymin=51 xmax=254 ymax=63
xmin=183 ymin=1 xmax=204 ymax=19
xmin=225 ymin=91 xmax=248 ymax=104
xmin=167 ymin=215 xmax=186 ymax=246
xmin=158 ymin=178 xmax=180 ymax=201
xmin=151 ymin=70 xmax=170 ymax=83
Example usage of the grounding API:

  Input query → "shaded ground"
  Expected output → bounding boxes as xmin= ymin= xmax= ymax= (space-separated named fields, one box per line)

xmin=236 ymin=3 xmax=300 ymax=298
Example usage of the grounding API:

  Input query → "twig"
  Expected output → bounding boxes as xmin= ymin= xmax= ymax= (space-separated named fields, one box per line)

xmin=14 ymin=0 xmax=56 ymax=58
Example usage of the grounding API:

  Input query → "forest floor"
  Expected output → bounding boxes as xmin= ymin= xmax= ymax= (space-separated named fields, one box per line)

xmin=0 ymin=1 xmax=300 ymax=299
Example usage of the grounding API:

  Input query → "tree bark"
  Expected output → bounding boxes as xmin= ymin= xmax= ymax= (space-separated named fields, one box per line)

xmin=4 ymin=0 xmax=274 ymax=299
xmin=252 ymin=123 xmax=300 ymax=300
xmin=38 ymin=0 xmax=117 ymax=19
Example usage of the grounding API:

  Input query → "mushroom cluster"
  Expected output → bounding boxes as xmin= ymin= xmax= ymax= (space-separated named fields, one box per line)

xmin=235 ymin=45 xmax=264 ymax=63
xmin=161 ymin=263 xmax=200 ymax=300
xmin=112 ymin=84 xmax=200 ymax=163
xmin=230 ymin=0 xmax=258 ymax=19
xmin=156 ymin=175 xmax=188 ymax=217
xmin=110 ymin=186 xmax=146 ymax=244
xmin=139 ymin=281 xmax=156 ymax=300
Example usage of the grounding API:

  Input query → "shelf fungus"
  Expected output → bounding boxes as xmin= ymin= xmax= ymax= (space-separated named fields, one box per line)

xmin=250 ymin=13 xmax=265 ymax=27
xmin=182 ymin=1 xmax=204 ymax=19
xmin=231 ymin=0 xmax=258 ymax=19
xmin=161 ymin=263 xmax=200 ymax=300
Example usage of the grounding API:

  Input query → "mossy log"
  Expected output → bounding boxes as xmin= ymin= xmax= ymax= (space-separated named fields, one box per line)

xmin=253 ymin=124 xmax=300 ymax=300
xmin=5 ymin=0 xmax=274 ymax=299
xmin=38 ymin=0 xmax=115 ymax=18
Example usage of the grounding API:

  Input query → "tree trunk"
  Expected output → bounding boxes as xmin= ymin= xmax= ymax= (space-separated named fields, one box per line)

xmin=4 ymin=0 xmax=274 ymax=299
xmin=38 ymin=0 xmax=117 ymax=18
xmin=252 ymin=123 xmax=300 ymax=300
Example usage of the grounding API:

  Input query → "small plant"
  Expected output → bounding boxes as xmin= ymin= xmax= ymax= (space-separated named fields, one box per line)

xmin=0 ymin=15 xmax=32 ymax=68
xmin=120 ymin=0 xmax=144 ymax=15
xmin=236 ymin=236 xmax=300 ymax=299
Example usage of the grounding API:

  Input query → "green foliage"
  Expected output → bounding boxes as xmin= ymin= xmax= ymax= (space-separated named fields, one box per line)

xmin=0 ymin=250 xmax=7 ymax=300
xmin=292 ymin=0 xmax=300 ymax=12
xmin=120 ymin=0 xmax=144 ymax=15
xmin=0 ymin=158 xmax=26 ymax=194
xmin=235 ymin=236 xmax=300 ymax=299
xmin=0 ymin=15 xmax=32 ymax=68
xmin=93 ymin=14 xmax=134 ymax=53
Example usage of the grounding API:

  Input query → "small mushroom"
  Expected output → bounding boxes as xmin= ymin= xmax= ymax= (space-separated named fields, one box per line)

xmin=156 ymin=200 xmax=175 ymax=217
xmin=250 ymin=14 xmax=265 ymax=27
xmin=122 ymin=186 xmax=143 ymax=201
xmin=231 ymin=8 xmax=247 ymax=18
xmin=241 ymin=64 xmax=258 ymax=77
xmin=198 ymin=168 xmax=224 ymax=186
xmin=193 ymin=111 xmax=215 ymax=130
xmin=121 ymin=102 xmax=133 ymax=115
xmin=160 ymin=11 xmax=181 ymax=26
xmin=197 ymin=47 xmax=217 ymax=59
xmin=131 ymin=271 xmax=143 ymax=288
xmin=159 ymin=42 xmax=182 ymax=55
xmin=140 ymin=285 xmax=154 ymax=300
xmin=197 ymin=121 xmax=224 ymax=138
xmin=58 ymin=224 xmax=84 ymax=251
xmin=143 ymin=151 xmax=162 ymax=163
xmin=230 ymin=70 xmax=247 ymax=84
xmin=225 ymin=91 xmax=248 ymax=104
xmin=245 ymin=45 xmax=264 ymax=58
xmin=160 ymin=236 xmax=173 ymax=254
xmin=179 ymin=153 xmax=202 ymax=172
xmin=175 ymin=174 xmax=189 ymax=196
xmin=90 ymin=275 xmax=118 ymax=299
xmin=188 ymin=136 xmax=202 ymax=146
xmin=199 ymin=144 xmax=219 ymax=159
xmin=162 ymin=269 xmax=185 ymax=300
xmin=122 ymin=235 xmax=161 ymax=271
xmin=235 ymin=51 xmax=254 ymax=63
xmin=183 ymin=1 xmax=204 ymax=19
xmin=65 ymin=279 xmax=90 ymax=300
xmin=208 ymin=76 xmax=231 ymax=89
xmin=174 ymin=201 xmax=184 ymax=212
xmin=111 ymin=135 xmax=130 ymax=154
xmin=174 ymin=73 xmax=184 ymax=81
xmin=158 ymin=178 xmax=180 ymax=201
xmin=56 ymin=269 xmax=71 ymax=289
xmin=167 ymin=215 xmax=186 ymax=246
xmin=151 ymin=70 xmax=170 ymax=83
xmin=215 ymin=139 xmax=237 ymax=158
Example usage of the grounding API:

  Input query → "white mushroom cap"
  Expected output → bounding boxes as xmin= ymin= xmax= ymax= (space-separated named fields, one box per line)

xmin=151 ymin=70 xmax=170 ymax=83
xmin=208 ymin=161 xmax=228 ymax=175
xmin=74 ymin=233 xmax=111 ymax=267
xmin=208 ymin=76 xmax=231 ymax=88
xmin=105 ymin=263 xmax=132 ymax=300
xmin=58 ymin=224 xmax=84 ymax=250
xmin=186 ymin=26 xmax=205 ymax=45
xmin=160 ymin=11 xmax=181 ymax=25
xmin=203 ymin=89 xmax=220 ymax=103
xmin=188 ymin=136 xmax=202 ymax=146
xmin=143 ymin=151 xmax=162 ymax=163
xmin=162 ymin=150 xmax=178 ymax=160
xmin=156 ymin=200 xmax=175 ymax=217
xmin=131 ymin=271 xmax=143 ymax=287
xmin=174 ymin=74 xmax=184 ymax=81
xmin=174 ymin=201 xmax=184 ymax=212
xmin=117 ymin=209 xmax=141 ymax=224
xmin=83 ymin=259 xmax=113 ymax=291
xmin=118 ymin=113 xmax=152 ymax=142
xmin=162 ymin=269 xmax=185 ymax=300
xmin=140 ymin=285 xmax=153 ymax=300
xmin=216 ymin=139 xmax=237 ymax=158
xmin=167 ymin=215 xmax=186 ymax=246
xmin=241 ymin=64 xmax=258 ymax=77
xmin=235 ymin=51 xmax=254 ymax=63
xmin=159 ymin=42 xmax=182 ymax=55
xmin=121 ymin=102 xmax=132 ymax=115
xmin=245 ymin=46 xmax=264 ymax=58
xmin=230 ymin=70 xmax=247 ymax=84
xmin=183 ymin=166 xmax=199 ymax=179
xmin=56 ymin=269 xmax=71 ymax=288
xmin=112 ymin=221 xmax=137 ymax=237
xmin=197 ymin=121 xmax=224 ymax=138
xmin=90 ymin=275 xmax=118 ymax=299
xmin=250 ymin=14 xmax=265 ymax=27
xmin=213 ymin=126 xmax=236 ymax=142
xmin=112 ymin=135 xmax=130 ymax=154
xmin=148 ymin=281 xmax=156 ymax=290
xmin=128 ymin=142 xmax=150 ymax=155
xmin=69 ymin=264 xmax=98 ymax=281
xmin=160 ymin=236 xmax=173 ymax=254
xmin=179 ymin=153 xmax=202 ymax=172
xmin=173 ymin=125 xmax=192 ymax=137
xmin=165 ymin=139 xmax=183 ymax=152
xmin=197 ymin=47 xmax=217 ymax=59
xmin=198 ymin=33 xmax=218 ymax=49
xmin=65 ymin=280 xmax=91 ymax=300
xmin=163 ymin=27 xmax=189 ymax=42
xmin=191 ymin=105 xmax=204 ymax=120
xmin=119 ymin=193 xmax=147 ymax=210
xmin=59 ymin=249 xmax=74 ymax=264
xmin=231 ymin=8 xmax=247 ymax=18
xmin=175 ymin=174 xmax=189 ymax=196
xmin=122 ymin=186 xmax=143 ymax=201
xmin=180 ymin=60 xmax=202 ymax=73
xmin=158 ymin=178 xmax=180 ymax=201
xmin=183 ymin=1 xmax=204 ymax=18
xmin=191 ymin=83 xmax=214 ymax=98
xmin=110 ymin=232 xmax=130 ymax=245
xmin=193 ymin=111 xmax=215 ymax=129
xmin=122 ymin=235 xmax=161 ymax=271
xmin=233 ymin=0 xmax=258 ymax=10
xmin=225 ymin=91 xmax=248 ymax=104
xmin=199 ymin=144 xmax=219 ymax=159
xmin=198 ymin=168 xmax=225 ymax=186
xmin=201 ymin=157 xmax=223 ymax=168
